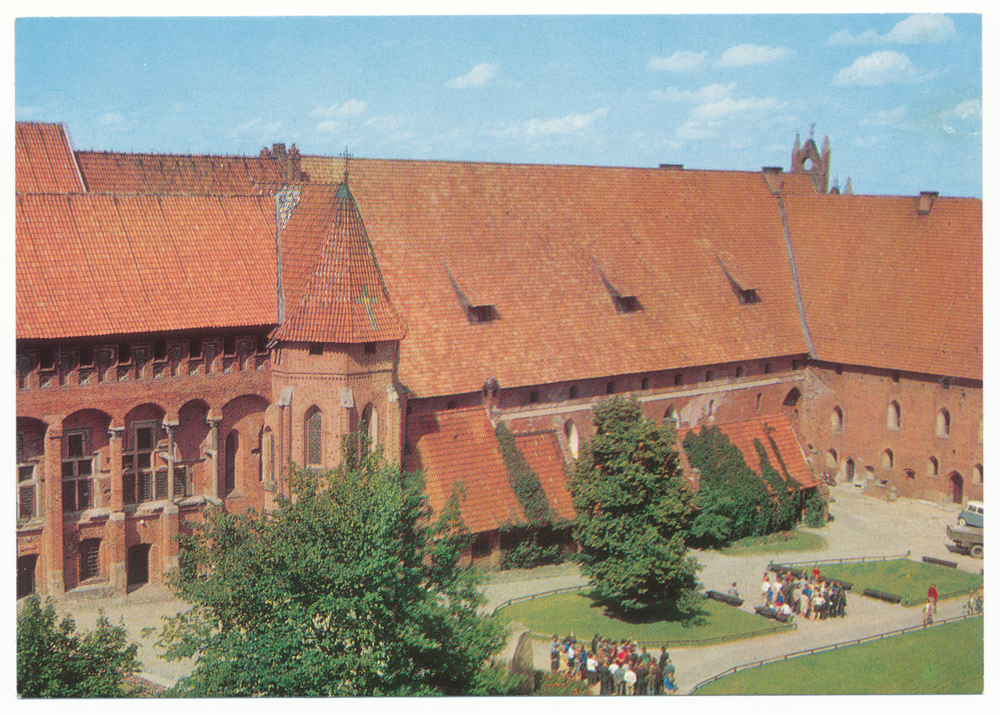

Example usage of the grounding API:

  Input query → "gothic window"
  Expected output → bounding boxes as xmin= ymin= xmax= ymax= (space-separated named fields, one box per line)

xmin=887 ymin=401 xmax=901 ymax=430
xmin=783 ymin=388 xmax=801 ymax=407
xmin=831 ymin=406 xmax=844 ymax=433
xmin=927 ymin=457 xmax=939 ymax=479
xmin=79 ymin=538 xmax=101 ymax=582
xmin=882 ymin=449 xmax=894 ymax=470
xmin=565 ymin=420 xmax=580 ymax=460
xmin=306 ymin=408 xmax=322 ymax=467
xmin=360 ymin=403 xmax=378 ymax=451
xmin=974 ymin=464 xmax=983 ymax=485
xmin=123 ymin=421 xmax=163 ymax=505
xmin=937 ymin=409 xmax=951 ymax=438
xmin=826 ymin=449 xmax=838 ymax=471
xmin=225 ymin=431 xmax=239 ymax=495
xmin=62 ymin=430 xmax=94 ymax=512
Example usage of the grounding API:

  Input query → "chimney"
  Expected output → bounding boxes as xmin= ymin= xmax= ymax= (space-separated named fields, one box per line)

xmin=762 ymin=166 xmax=784 ymax=194
xmin=918 ymin=191 xmax=939 ymax=215
xmin=659 ymin=163 xmax=684 ymax=170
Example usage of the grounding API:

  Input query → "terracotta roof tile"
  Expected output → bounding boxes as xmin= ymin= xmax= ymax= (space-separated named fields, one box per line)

xmin=75 ymin=151 xmax=283 ymax=195
xmin=404 ymin=407 xmax=525 ymax=533
xmin=16 ymin=193 xmax=278 ymax=339
xmin=15 ymin=123 xmax=85 ymax=194
xmin=274 ymin=183 xmax=406 ymax=343
xmin=681 ymin=414 xmax=817 ymax=489
xmin=302 ymin=156 xmax=811 ymax=397
xmin=784 ymin=193 xmax=982 ymax=380
xmin=512 ymin=430 xmax=575 ymax=521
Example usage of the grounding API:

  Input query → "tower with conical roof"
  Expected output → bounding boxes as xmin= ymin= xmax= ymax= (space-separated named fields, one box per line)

xmin=270 ymin=175 xmax=407 ymax=478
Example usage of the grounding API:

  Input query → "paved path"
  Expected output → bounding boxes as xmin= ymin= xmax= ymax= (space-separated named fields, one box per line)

xmin=48 ymin=483 xmax=979 ymax=692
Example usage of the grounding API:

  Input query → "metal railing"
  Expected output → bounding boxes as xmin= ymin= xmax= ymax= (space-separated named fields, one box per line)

xmin=689 ymin=611 xmax=983 ymax=694
xmin=773 ymin=552 xmax=911 ymax=569
xmin=491 ymin=585 xmax=589 ymax=615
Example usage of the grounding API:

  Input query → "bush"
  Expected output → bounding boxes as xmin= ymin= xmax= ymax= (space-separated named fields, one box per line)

xmin=501 ymin=535 xmax=567 ymax=570
xmin=803 ymin=492 xmax=827 ymax=528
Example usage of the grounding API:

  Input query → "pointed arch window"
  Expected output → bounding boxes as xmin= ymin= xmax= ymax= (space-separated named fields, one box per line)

xmin=305 ymin=408 xmax=323 ymax=467
xmin=974 ymin=464 xmax=983 ymax=485
xmin=360 ymin=403 xmax=378 ymax=451
xmin=882 ymin=449 xmax=894 ymax=471
xmin=887 ymin=401 xmax=901 ymax=431
xmin=927 ymin=457 xmax=939 ymax=479
xmin=225 ymin=431 xmax=239 ymax=495
xmin=565 ymin=419 xmax=580 ymax=460
xmin=831 ymin=406 xmax=844 ymax=434
xmin=937 ymin=409 xmax=951 ymax=438
xmin=826 ymin=449 xmax=838 ymax=471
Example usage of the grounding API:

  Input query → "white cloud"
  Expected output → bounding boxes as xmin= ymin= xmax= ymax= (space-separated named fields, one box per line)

xmin=648 ymin=51 xmax=706 ymax=72
xmin=675 ymin=119 xmax=718 ymax=140
xmin=488 ymin=107 xmax=610 ymax=139
xmin=312 ymin=100 xmax=367 ymax=119
xmin=315 ymin=120 xmax=342 ymax=134
xmin=97 ymin=112 xmax=125 ymax=127
xmin=860 ymin=105 xmax=907 ymax=127
xmin=833 ymin=51 xmax=921 ymax=86
xmin=446 ymin=63 xmax=498 ymax=89
xmin=951 ymin=98 xmax=981 ymax=120
xmin=717 ymin=44 xmax=791 ymax=67
xmin=229 ymin=118 xmax=283 ymax=137
xmin=650 ymin=83 xmax=735 ymax=103
xmin=828 ymin=14 xmax=955 ymax=45
xmin=886 ymin=14 xmax=956 ymax=44
xmin=365 ymin=114 xmax=404 ymax=131
xmin=691 ymin=96 xmax=782 ymax=121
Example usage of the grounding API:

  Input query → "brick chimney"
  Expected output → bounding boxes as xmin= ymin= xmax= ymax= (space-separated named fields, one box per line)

xmin=659 ymin=163 xmax=684 ymax=170
xmin=918 ymin=191 xmax=939 ymax=215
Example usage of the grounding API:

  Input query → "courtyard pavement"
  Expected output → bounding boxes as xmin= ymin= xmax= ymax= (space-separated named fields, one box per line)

xmin=46 ymin=482 xmax=979 ymax=692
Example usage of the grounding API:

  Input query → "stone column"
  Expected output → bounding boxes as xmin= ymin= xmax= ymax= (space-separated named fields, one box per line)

xmin=163 ymin=419 xmax=178 ymax=503
xmin=161 ymin=419 xmax=180 ymax=580
xmin=107 ymin=426 xmax=126 ymax=593
xmin=207 ymin=417 xmax=221 ymax=500
xmin=43 ymin=426 xmax=65 ymax=597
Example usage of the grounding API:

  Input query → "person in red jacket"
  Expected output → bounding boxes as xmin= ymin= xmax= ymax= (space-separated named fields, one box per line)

xmin=928 ymin=584 xmax=938 ymax=614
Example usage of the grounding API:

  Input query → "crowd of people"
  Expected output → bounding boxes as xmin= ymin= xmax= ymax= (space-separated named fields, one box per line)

xmin=757 ymin=566 xmax=849 ymax=621
xmin=549 ymin=633 xmax=678 ymax=695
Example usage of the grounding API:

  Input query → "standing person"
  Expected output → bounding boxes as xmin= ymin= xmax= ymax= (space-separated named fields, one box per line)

xmin=792 ymin=579 xmax=803 ymax=614
xmin=928 ymin=584 xmax=938 ymax=614
xmin=550 ymin=635 xmax=560 ymax=673
xmin=728 ymin=582 xmax=740 ymax=598
xmin=612 ymin=661 xmax=625 ymax=695
xmin=663 ymin=657 xmax=677 ymax=694
xmin=649 ymin=658 xmax=662 ymax=696
xmin=762 ymin=573 xmax=772 ymax=605
xmin=635 ymin=659 xmax=648 ymax=696
xmin=923 ymin=598 xmax=935 ymax=626
xmin=623 ymin=663 xmax=636 ymax=695
xmin=598 ymin=659 xmax=614 ymax=696
xmin=812 ymin=564 xmax=821 ymax=582
xmin=658 ymin=646 xmax=669 ymax=672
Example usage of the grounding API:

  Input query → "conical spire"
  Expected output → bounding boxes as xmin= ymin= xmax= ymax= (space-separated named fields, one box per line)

xmin=273 ymin=182 xmax=406 ymax=344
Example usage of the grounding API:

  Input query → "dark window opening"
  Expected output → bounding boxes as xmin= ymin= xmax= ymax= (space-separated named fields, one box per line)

xmin=614 ymin=295 xmax=641 ymax=314
xmin=737 ymin=288 xmax=760 ymax=305
xmin=764 ymin=363 xmax=772 ymax=375
xmin=468 ymin=305 xmax=498 ymax=324
xmin=225 ymin=431 xmax=238 ymax=495
xmin=792 ymin=359 xmax=802 ymax=370
xmin=306 ymin=411 xmax=322 ymax=466
xmin=674 ymin=373 xmax=683 ymax=386
xmin=257 ymin=333 xmax=269 ymax=354
xmin=893 ymin=370 xmax=901 ymax=383
xmin=446 ymin=400 xmax=457 ymax=410
xmin=154 ymin=341 xmax=167 ymax=361
xmin=364 ymin=342 xmax=377 ymax=355
xmin=79 ymin=345 xmax=93 ymax=367
xmin=118 ymin=343 xmax=131 ymax=364
xmin=606 ymin=381 xmax=616 ymax=395
xmin=67 ymin=433 xmax=85 ymax=457
xmin=40 ymin=347 xmax=54 ymax=370
xmin=783 ymin=388 xmax=801 ymax=407
xmin=569 ymin=385 xmax=579 ymax=399
xmin=836 ymin=364 xmax=843 ymax=376
xmin=641 ymin=377 xmax=650 ymax=390
xmin=756 ymin=393 xmax=762 ymax=410
xmin=735 ymin=366 xmax=744 ymax=378
xmin=79 ymin=539 xmax=101 ymax=582
xmin=705 ymin=370 xmax=713 ymax=382
xmin=529 ymin=391 xmax=539 ymax=405
xmin=223 ymin=335 xmax=236 ymax=356
xmin=309 ymin=342 xmax=323 ymax=356
xmin=189 ymin=338 xmax=202 ymax=358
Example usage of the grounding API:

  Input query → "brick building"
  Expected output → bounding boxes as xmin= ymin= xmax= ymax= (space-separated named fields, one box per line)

xmin=16 ymin=122 xmax=981 ymax=598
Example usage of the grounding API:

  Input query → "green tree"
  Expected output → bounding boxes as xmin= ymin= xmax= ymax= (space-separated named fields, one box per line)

xmin=569 ymin=396 xmax=700 ymax=618
xmin=17 ymin=595 xmax=140 ymax=698
xmin=153 ymin=436 xmax=508 ymax=697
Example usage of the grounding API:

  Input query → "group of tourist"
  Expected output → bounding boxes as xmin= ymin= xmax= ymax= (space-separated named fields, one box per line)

xmin=549 ymin=633 xmax=678 ymax=695
xmin=758 ymin=566 xmax=848 ymax=621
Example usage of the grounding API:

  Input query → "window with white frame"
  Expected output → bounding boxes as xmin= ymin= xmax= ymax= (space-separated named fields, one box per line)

xmin=123 ymin=421 xmax=165 ymax=504
xmin=62 ymin=430 xmax=94 ymax=512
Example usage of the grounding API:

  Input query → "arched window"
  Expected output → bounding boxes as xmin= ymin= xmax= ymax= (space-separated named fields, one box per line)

xmin=937 ymin=409 xmax=951 ymax=438
xmin=973 ymin=464 xmax=983 ymax=485
xmin=361 ymin=403 xmax=378 ymax=451
xmin=225 ymin=431 xmax=239 ymax=495
xmin=926 ymin=456 xmax=939 ymax=479
xmin=565 ymin=419 xmax=580 ymax=459
xmin=882 ymin=449 xmax=894 ymax=470
xmin=783 ymin=388 xmax=801 ymax=407
xmin=305 ymin=408 xmax=322 ymax=467
xmin=887 ymin=401 xmax=901 ymax=430
xmin=826 ymin=449 xmax=838 ymax=471
xmin=831 ymin=406 xmax=844 ymax=433
xmin=664 ymin=405 xmax=679 ymax=425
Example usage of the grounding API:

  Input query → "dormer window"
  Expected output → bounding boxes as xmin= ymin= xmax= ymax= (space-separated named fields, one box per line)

xmin=614 ymin=295 xmax=642 ymax=314
xmin=737 ymin=288 xmax=760 ymax=305
xmin=468 ymin=304 xmax=498 ymax=324
xmin=309 ymin=343 xmax=323 ymax=356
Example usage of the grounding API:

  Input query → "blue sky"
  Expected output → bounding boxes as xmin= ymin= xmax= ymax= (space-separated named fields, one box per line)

xmin=15 ymin=11 xmax=983 ymax=197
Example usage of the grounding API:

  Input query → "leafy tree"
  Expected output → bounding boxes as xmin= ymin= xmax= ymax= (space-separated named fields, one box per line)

xmin=569 ymin=396 xmax=700 ymax=618
xmin=17 ymin=595 xmax=140 ymax=698
xmin=153 ymin=435 xmax=507 ymax=697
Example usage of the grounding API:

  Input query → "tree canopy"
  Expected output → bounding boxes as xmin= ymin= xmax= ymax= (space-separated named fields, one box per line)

xmin=569 ymin=396 xmax=700 ymax=618
xmin=153 ymin=437 xmax=508 ymax=696
xmin=17 ymin=595 xmax=140 ymax=698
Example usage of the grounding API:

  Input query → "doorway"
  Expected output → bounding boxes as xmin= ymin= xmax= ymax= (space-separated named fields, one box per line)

xmin=846 ymin=458 xmax=856 ymax=484
xmin=950 ymin=472 xmax=964 ymax=504
xmin=127 ymin=544 xmax=151 ymax=588
xmin=17 ymin=554 xmax=38 ymax=599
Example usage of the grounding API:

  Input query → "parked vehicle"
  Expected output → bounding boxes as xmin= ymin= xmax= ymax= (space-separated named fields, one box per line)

xmin=958 ymin=500 xmax=984 ymax=528
xmin=947 ymin=523 xmax=984 ymax=559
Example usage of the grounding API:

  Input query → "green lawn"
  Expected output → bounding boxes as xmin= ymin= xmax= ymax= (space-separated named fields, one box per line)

xmin=498 ymin=590 xmax=791 ymax=646
xmin=721 ymin=530 xmax=828 ymax=556
xmin=808 ymin=559 xmax=983 ymax=606
xmin=696 ymin=616 xmax=983 ymax=694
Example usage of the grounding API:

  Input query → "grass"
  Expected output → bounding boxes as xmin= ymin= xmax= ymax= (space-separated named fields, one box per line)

xmin=695 ymin=615 xmax=983 ymax=694
xmin=808 ymin=559 xmax=983 ymax=606
xmin=498 ymin=590 xmax=791 ymax=646
xmin=720 ymin=529 xmax=828 ymax=556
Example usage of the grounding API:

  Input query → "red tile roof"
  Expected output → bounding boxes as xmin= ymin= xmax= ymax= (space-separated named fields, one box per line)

xmin=404 ymin=407 xmax=525 ymax=533
xmin=783 ymin=193 xmax=982 ymax=380
xmin=16 ymin=193 xmax=278 ymax=339
xmin=512 ymin=430 xmax=575 ymax=521
xmin=75 ymin=151 xmax=284 ymax=195
xmin=302 ymin=156 xmax=811 ymax=398
xmin=15 ymin=123 xmax=84 ymax=194
xmin=273 ymin=183 xmax=406 ymax=343
xmin=681 ymin=414 xmax=817 ymax=489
